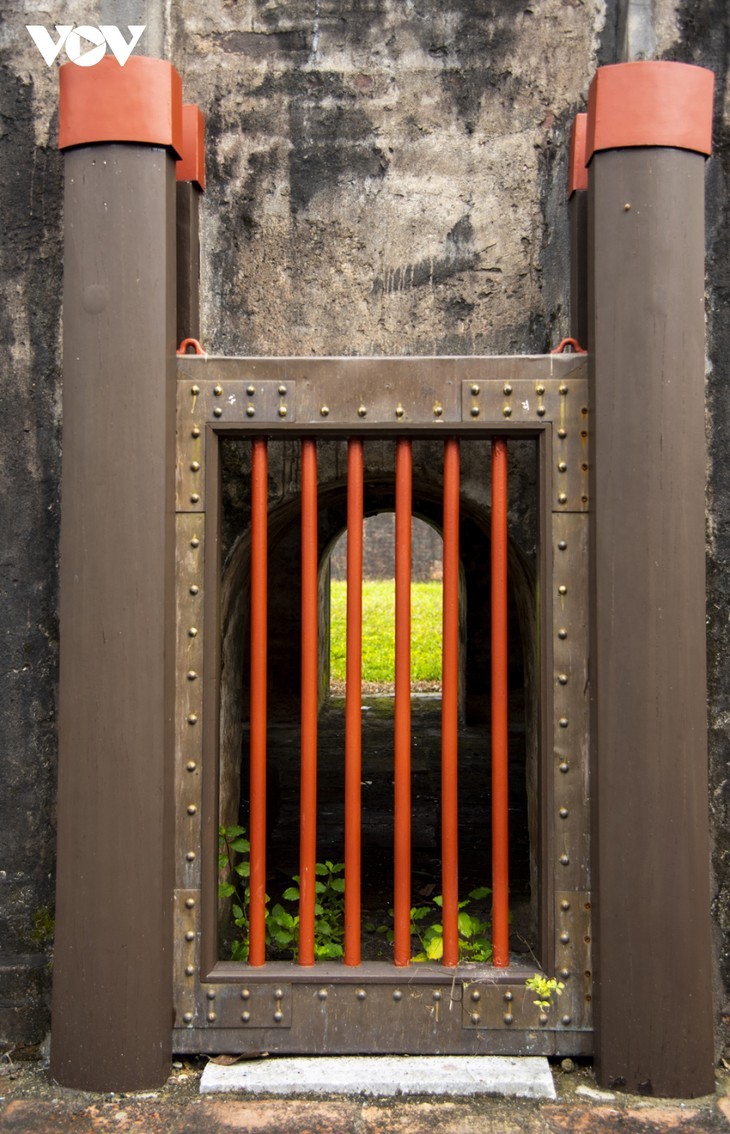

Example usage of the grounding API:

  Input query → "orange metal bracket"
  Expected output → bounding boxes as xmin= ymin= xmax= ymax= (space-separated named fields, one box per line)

xmin=551 ymin=337 xmax=587 ymax=355
xmin=176 ymin=338 xmax=206 ymax=356
xmin=568 ymin=113 xmax=588 ymax=198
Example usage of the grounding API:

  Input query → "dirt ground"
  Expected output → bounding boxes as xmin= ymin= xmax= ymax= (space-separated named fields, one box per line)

xmin=2 ymin=1054 xmax=730 ymax=1134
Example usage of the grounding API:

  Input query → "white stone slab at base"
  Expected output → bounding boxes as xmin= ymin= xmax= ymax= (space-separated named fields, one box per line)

xmin=199 ymin=1055 xmax=556 ymax=1099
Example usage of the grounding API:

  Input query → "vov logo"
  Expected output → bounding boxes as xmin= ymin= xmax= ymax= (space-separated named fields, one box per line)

xmin=26 ymin=25 xmax=146 ymax=67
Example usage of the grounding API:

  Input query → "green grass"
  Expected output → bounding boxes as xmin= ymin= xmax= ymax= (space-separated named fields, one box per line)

xmin=330 ymin=580 xmax=442 ymax=689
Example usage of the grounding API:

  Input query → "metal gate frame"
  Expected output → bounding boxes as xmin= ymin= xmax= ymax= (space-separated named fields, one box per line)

xmin=171 ymin=352 xmax=591 ymax=1056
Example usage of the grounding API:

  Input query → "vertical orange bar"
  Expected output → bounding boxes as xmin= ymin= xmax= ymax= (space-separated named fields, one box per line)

xmin=491 ymin=439 xmax=510 ymax=967
xmin=441 ymin=438 xmax=460 ymax=967
xmin=394 ymin=439 xmax=412 ymax=966
xmin=248 ymin=437 xmax=268 ymax=966
xmin=299 ymin=439 xmax=318 ymax=966
xmin=344 ymin=439 xmax=363 ymax=965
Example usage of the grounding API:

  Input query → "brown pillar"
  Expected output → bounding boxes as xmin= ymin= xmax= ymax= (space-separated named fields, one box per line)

xmin=587 ymin=61 xmax=715 ymax=1097
xmin=52 ymin=57 xmax=182 ymax=1091
xmin=568 ymin=113 xmax=588 ymax=348
xmin=176 ymin=105 xmax=205 ymax=344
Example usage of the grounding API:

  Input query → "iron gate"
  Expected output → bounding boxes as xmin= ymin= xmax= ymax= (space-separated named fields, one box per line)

xmin=171 ymin=352 xmax=591 ymax=1057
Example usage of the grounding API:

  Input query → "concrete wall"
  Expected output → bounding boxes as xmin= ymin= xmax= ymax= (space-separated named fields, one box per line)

xmin=1 ymin=0 xmax=728 ymax=1053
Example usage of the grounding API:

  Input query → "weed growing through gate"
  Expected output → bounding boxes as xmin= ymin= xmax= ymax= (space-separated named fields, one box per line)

xmin=388 ymin=888 xmax=493 ymax=963
xmin=525 ymin=974 xmax=565 ymax=1014
xmin=330 ymin=580 xmax=442 ymax=688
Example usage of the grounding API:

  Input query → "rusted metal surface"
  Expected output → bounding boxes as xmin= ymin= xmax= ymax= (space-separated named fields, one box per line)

xmin=588 ymin=146 xmax=713 ymax=1095
xmin=394 ymin=439 xmax=413 ymax=967
xmin=299 ymin=439 xmax=318 ymax=966
xmin=345 ymin=440 xmax=364 ymax=966
xmin=175 ymin=513 xmax=205 ymax=893
xmin=53 ymin=144 xmax=177 ymax=1091
xmin=248 ymin=439 xmax=268 ymax=967
xmin=491 ymin=439 xmax=510 ymax=967
xmin=172 ymin=355 xmax=592 ymax=1056
xmin=441 ymin=438 xmax=461 ymax=968
xmin=176 ymin=182 xmax=200 ymax=344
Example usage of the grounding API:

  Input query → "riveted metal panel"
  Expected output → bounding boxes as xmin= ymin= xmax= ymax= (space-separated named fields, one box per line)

xmin=554 ymin=891 xmax=593 ymax=1031
xmin=171 ymin=352 xmax=593 ymax=1060
xmin=175 ymin=514 xmax=205 ymax=890
xmin=173 ymin=890 xmax=201 ymax=1028
xmin=552 ymin=512 xmax=590 ymax=891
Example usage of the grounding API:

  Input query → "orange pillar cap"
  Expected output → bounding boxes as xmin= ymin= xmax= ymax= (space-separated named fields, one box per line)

xmin=568 ymin=113 xmax=588 ymax=197
xmin=586 ymin=61 xmax=714 ymax=161
xmin=59 ymin=56 xmax=183 ymax=157
xmin=176 ymin=105 xmax=205 ymax=190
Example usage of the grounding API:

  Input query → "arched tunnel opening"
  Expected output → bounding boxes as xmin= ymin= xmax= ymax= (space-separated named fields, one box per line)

xmin=217 ymin=436 xmax=539 ymax=962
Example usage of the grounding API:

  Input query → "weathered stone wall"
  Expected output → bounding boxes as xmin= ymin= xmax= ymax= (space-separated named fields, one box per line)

xmin=0 ymin=0 xmax=728 ymax=1052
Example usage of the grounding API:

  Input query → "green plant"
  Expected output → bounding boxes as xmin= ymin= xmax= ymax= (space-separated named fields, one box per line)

xmin=396 ymin=887 xmax=493 ymax=963
xmin=525 ymin=974 xmax=565 ymax=1013
xmin=30 ymin=906 xmax=55 ymax=949
xmin=276 ymin=860 xmax=346 ymax=961
xmin=218 ymin=824 xmax=254 ymax=962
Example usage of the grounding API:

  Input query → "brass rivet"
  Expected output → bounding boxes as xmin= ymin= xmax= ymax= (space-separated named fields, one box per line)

xmin=187 ymin=670 xmax=197 ymax=681
xmin=213 ymin=406 xmax=223 ymax=417
xmin=190 ymin=493 xmax=200 ymax=504
xmin=560 ymin=853 xmax=570 ymax=865
xmin=358 ymin=405 xmax=367 ymax=418
xmin=190 ymin=385 xmax=200 ymax=396
xmin=559 ymin=384 xmax=568 ymax=395
xmin=187 ymin=804 xmax=197 ymax=816
xmin=207 ymin=990 xmax=216 ymax=1000
xmin=624 ymin=202 xmax=631 ymax=211
xmin=558 ymin=461 xmax=567 ymax=472
xmin=562 ymin=1015 xmax=572 ymax=1026
xmin=561 ymin=900 xmax=570 ymax=911
xmin=189 ymin=627 xmax=198 ymax=638
xmin=214 ymin=385 xmax=223 ymax=396
xmin=190 ymin=585 xmax=199 ymax=595
xmin=186 ymin=761 xmax=197 ymax=773
xmin=191 ymin=537 xmax=200 ymax=548
xmin=470 ymin=406 xmax=480 ymax=418
xmin=356 ymin=989 xmax=367 ymax=1001
xmin=537 ymin=406 xmax=546 ymax=417
xmin=503 ymin=383 xmax=512 ymax=396
xmin=247 ymin=385 xmax=256 ymax=396
xmin=559 ymin=807 xmax=569 ymax=818
xmin=470 ymin=990 xmax=480 ymax=1002
xmin=559 ymin=762 xmax=569 ymax=773
xmin=321 ymin=405 xmax=330 ymax=417
xmin=558 ymin=539 xmax=567 ymax=550
xmin=187 ymin=713 xmax=198 ymax=725
xmin=274 ymin=989 xmax=284 ymax=1000
xmin=274 ymin=1010 xmax=284 ymax=1023
xmin=183 ymin=1011 xmax=193 ymax=1023
xmin=539 ymin=1014 xmax=549 ymax=1026
xmin=318 ymin=989 xmax=328 ymax=1000
xmin=536 ymin=384 xmax=545 ymax=396
xmin=278 ymin=405 xmax=288 ymax=418
xmin=558 ymin=585 xmax=567 ymax=595
xmin=241 ymin=989 xmax=251 ymax=1000
xmin=185 ymin=965 xmax=194 ymax=976
xmin=186 ymin=898 xmax=195 ymax=908
xmin=191 ymin=426 xmax=201 ymax=438
xmin=504 ymin=991 xmax=513 ymax=1002
xmin=241 ymin=1011 xmax=251 ymax=1022
xmin=558 ymin=492 xmax=568 ymax=504
xmin=560 ymin=969 xmax=570 ymax=979
xmin=433 ymin=403 xmax=443 ymax=418
xmin=433 ymin=990 xmax=442 ymax=1001
xmin=185 ymin=931 xmax=194 ymax=942
xmin=393 ymin=990 xmax=402 ymax=1001
xmin=246 ymin=405 xmax=255 ymax=417
xmin=278 ymin=385 xmax=287 ymax=396
xmin=470 ymin=1012 xmax=481 ymax=1024
xmin=471 ymin=384 xmax=480 ymax=396
xmin=186 ymin=851 xmax=196 ymax=861
xmin=558 ymin=674 xmax=568 ymax=685
xmin=503 ymin=405 xmax=512 ymax=417
xmin=560 ymin=932 xmax=570 ymax=943
xmin=557 ymin=427 xmax=567 ymax=438
xmin=395 ymin=404 xmax=405 ymax=419
xmin=207 ymin=1012 xmax=216 ymax=1023
xmin=559 ymin=718 xmax=569 ymax=728
xmin=504 ymin=1013 xmax=514 ymax=1025
xmin=558 ymin=629 xmax=567 ymax=640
